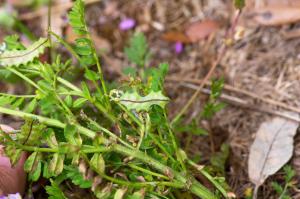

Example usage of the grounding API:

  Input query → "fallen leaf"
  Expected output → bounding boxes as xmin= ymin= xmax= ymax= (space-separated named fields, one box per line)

xmin=162 ymin=31 xmax=191 ymax=43
xmin=253 ymin=6 xmax=300 ymax=26
xmin=185 ymin=20 xmax=219 ymax=42
xmin=248 ymin=117 xmax=299 ymax=198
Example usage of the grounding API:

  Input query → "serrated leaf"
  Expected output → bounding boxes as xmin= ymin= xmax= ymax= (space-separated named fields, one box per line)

xmin=4 ymin=35 xmax=25 ymax=50
xmin=18 ymin=118 xmax=46 ymax=146
xmin=64 ymin=124 xmax=82 ymax=146
xmin=68 ymin=0 xmax=87 ymax=35
xmin=124 ymin=32 xmax=150 ymax=67
xmin=65 ymin=165 xmax=92 ymax=188
xmin=0 ymin=38 xmax=49 ymax=67
xmin=113 ymin=90 xmax=169 ymax=111
xmin=248 ymin=117 xmax=299 ymax=195
xmin=46 ymin=179 xmax=67 ymax=199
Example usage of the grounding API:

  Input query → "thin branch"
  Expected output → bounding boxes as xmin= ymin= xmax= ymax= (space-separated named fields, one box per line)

xmin=171 ymin=9 xmax=242 ymax=125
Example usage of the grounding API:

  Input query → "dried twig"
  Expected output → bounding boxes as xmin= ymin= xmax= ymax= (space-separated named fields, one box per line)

xmin=171 ymin=9 xmax=243 ymax=125
xmin=180 ymin=82 xmax=300 ymax=123
xmin=166 ymin=76 xmax=300 ymax=115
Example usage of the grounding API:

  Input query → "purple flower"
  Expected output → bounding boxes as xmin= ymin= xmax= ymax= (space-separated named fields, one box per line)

xmin=0 ymin=196 xmax=7 ymax=199
xmin=174 ymin=42 xmax=184 ymax=54
xmin=119 ymin=18 xmax=136 ymax=31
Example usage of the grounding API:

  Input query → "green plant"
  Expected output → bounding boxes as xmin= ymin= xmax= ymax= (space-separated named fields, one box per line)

xmin=271 ymin=165 xmax=296 ymax=199
xmin=0 ymin=0 xmax=227 ymax=198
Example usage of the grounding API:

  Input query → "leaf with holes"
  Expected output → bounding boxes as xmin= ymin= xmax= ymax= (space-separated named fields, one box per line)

xmin=112 ymin=90 xmax=169 ymax=112
xmin=248 ymin=117 xmax=299 ymax=197
xmin=0 ymin=38 xmax=49 ymax=67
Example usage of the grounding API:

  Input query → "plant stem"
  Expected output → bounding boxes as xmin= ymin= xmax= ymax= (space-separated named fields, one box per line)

xmin=0 ymin=107 xmax=95 ymax=138
xmin=99 ymin=172 xmax=184 ymax=188
xmin=57 ymin=77 xmax=81 ymax=92
xmin=86 ymin=117 xmax=133 ymax=149
xmin=6 ymin=67 xmax=42 ymax=91
xmin=187 ymin=159 xmax=228 ymax=198
xmin=0 ymin=93 xmax=35 ymax=98
xmin=128 ymin=163 xmax=170 ymax=180
xmin=113 ymin=144 xmax=217 ymax=199
xmin=0 ymin=107 xmax=216 ymax=198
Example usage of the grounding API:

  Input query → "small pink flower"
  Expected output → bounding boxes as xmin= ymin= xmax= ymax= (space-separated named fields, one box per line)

xmin=119 ymin=18 xmax=136 ymax=31
xmin=174 ymin=42 xmax=184 ymax=54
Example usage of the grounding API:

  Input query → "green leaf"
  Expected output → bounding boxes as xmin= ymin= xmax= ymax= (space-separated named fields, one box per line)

xmin=46 ymin=179 xmax=67 ymax=199
xmin=210 ymin=143 xmax=230 ymax=175
xmin=49 ymin=154 xmax=65 ymax=176
xmin=68 ymin=0 xmax=87 ymax=35
xmin=24 ymin=152 xmax=39 ymax=172
xmin=0 ymin=96 xmax=14 ymax=106
xmin=64 ymin=124 xmax=82 ymax=146
xmin=81 ymin=82 xmax=91 ymax=99
xmin=64 ymin=96 xmax=73 ymax=108
xmin=44 ymin=128 xmax=58 ymax=148
xmin=90 ymin=153 xmax=105 ymax=174
xmin=29 ymin=161 xmax=42 ymax=182
xmin=4 ymin=35 xmax=25 ymax=50
xmin=18 ymin=118 xmax=46 ymax=146
xmin=124 ymin=32 xmax=150 ymax=67
xmin=210 ymin=79 xmax=224 ymax=100
xmin=65 ymin=165 xmax=92 ymax=189
xmin=75 ymin=38 xmax=93 ymax=56
xmin=24 ymin=98 xmax=37 ymax=113
xmin=271 ymin=182 xmax=283 ymax=194
xmin=150 ymin=63 xmax=169 ymax=92
xmin=73 ymin=98 xmax=88 ymax=109
xmin=84 ymin=69 xmax=100 ymax=81
xmin=0 ymin=37 xmax=49 ymax=67
xmin=111 ymin=90 xmax=169 ymax=111
xmin=122 ymin=67 xmax=137 ymax=77
xmin=283 ymin=165 xmax=296 ymax=183
xmin=4 ymin=145 xmax=22 ymax=166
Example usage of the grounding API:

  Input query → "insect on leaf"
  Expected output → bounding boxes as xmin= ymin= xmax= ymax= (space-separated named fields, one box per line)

xmin=248 ymin=117 xmax=299 ymax=197
xmin=0 ymin=38 xmax=49 ymax=67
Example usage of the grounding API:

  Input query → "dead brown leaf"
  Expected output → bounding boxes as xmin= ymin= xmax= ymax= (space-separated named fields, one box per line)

xmin=185 ymin=20 xmax=219 ymax=42
xmin=162 ymin=31 xmax=191 ymax=43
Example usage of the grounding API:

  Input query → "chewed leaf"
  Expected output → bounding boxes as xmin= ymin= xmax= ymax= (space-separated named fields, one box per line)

xmin=0 ymin=38 xmax=49 ymax=67
xmin=112 ymin=90 xmax=169 ymax=111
